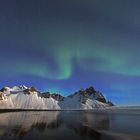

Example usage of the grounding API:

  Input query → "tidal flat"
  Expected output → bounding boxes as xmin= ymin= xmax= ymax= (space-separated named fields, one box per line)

xmin=0 ymin=109 xmax=139 ymax=140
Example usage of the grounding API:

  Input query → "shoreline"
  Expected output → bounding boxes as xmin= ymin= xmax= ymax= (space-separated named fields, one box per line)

xmin=0 ymin=107 xmax=140 ymax=113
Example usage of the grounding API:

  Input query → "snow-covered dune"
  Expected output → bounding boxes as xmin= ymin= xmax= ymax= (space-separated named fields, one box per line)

xmin=0 ymin=86 xmax=113 ymax=110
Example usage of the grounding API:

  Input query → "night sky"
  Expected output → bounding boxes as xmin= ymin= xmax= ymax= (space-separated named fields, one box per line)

xmin=0 ymin=0 xmax=140 ymax=106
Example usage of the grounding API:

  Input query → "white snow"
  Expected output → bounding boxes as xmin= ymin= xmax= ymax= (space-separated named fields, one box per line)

xmin=59 ymin=93 xmax=109 ymax=109
xmin=0 ymin=86 xmax=110 ymax=110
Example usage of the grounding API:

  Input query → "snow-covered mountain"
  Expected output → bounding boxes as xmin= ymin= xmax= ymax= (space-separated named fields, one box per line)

xmin=0 ymin=86 xmax=113 ymax=110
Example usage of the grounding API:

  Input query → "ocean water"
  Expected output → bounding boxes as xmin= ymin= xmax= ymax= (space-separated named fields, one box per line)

xmin=0 ymin=110 xmax=139 ymax=140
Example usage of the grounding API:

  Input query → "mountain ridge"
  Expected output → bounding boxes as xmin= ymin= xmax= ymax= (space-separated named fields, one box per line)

xmin=0 ymin=85 xmax=114 ymax=110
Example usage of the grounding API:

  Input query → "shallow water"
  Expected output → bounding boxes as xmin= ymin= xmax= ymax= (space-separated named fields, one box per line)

xmin=0 ymin=110 xmax=139 ymax=140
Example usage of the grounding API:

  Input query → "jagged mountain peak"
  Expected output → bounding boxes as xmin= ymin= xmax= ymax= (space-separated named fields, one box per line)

xmin=68 ymin=86 xmax=106 ymax=103
xmin=13 ymin=85 xmax=28 ymax=90
xmin=40 ymin=92 xmax=65 ymax=101
xmin=0 ymin=85 xmax=114 ymax=110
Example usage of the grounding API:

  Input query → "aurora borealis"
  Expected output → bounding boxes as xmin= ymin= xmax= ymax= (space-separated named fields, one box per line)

xmin=0 ymin=0 xmax=140 ymax=105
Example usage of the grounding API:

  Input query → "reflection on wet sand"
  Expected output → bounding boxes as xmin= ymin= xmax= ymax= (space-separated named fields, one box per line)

xmin=0 ymin=111 xmax=60 ymax=139
xmin=0 ymin=111 xmax=139 ymax=140
xmin=59 ymin=111 xmax=110 ymax=129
